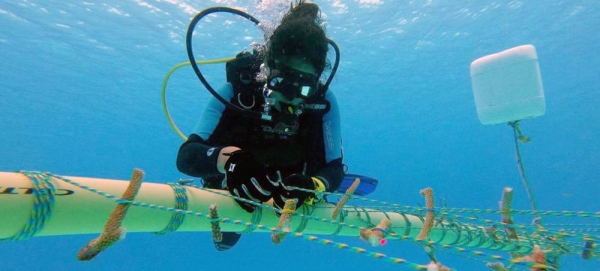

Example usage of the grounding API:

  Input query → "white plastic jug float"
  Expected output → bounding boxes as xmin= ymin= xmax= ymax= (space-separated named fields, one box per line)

xmin=470 ymin=44 xmax=545 ymax=125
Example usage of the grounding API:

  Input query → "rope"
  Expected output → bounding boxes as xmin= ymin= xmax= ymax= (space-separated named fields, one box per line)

xmin=361 ymin=205 xmax=600 ymax=220
xmin=392 ymin=206 xmax=598 ymax=244
xmin=295 ymin=204 xmax=311 ymax=233
xmin=330 ymin=206 xmax=346 ymax=236
xmin=192 ymin=185 xmax=553 ymax=260
xmin=0 ymin=171 xmax=55 ymax=241
xmin=245 ymin=207 xmax=262 ymax=234
xmin=288 ymin=184 xmax=600 ymax=222
xmin=193 ymin=186 xmax=367 ymax=233
xmin=272 ymin=184 xmax=599 ymax=259
xmin=292 ymin=232 xmax=457 ymax=270
xmin=49 ymin=178 xmax=449 ymax=269
xmin=276 ymin=182 xmax=598 ymax=268
xmin=434 ymin=240 xmax=556 ymax=270
xmin=155 ymin=183 xmax=188 ymax=235
xmin=508 ymin=120 xmax=538 ymax=213
xmin=194 ymin=183 xmax=598 ymax=264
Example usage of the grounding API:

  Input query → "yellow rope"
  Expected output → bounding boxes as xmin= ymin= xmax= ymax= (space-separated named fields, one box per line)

xmin=77 ymin=169 xmax=144 ymax=260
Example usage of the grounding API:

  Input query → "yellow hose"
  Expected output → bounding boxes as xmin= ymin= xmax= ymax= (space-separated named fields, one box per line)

xmin=161 ymin=57 xmax=235 ymax=141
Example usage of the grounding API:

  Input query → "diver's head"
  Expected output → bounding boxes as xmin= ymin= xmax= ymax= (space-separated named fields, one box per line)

xmin=267 ymin=57 xmax=319 ymax=106
xmin=265 ymin=2 xmax=328 ymax=109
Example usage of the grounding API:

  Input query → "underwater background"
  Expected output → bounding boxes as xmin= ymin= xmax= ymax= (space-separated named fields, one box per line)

xmin=1 ymin=0 xmax=599 ymax=270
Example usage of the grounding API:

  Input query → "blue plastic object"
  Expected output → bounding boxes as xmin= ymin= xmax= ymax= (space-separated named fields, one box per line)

xmin=336 ymin=173 xmax=378 ymax=196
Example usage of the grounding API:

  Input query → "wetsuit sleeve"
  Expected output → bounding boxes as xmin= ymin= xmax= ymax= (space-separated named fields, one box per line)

xmin=314 ymin=90 xmax=344 ymax=192
xmin=176 ymin=83 xmax=234 ymax=177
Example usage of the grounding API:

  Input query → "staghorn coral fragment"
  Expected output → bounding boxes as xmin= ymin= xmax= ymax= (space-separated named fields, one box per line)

xmin=77 ymin=169 xmax=144 ymax=261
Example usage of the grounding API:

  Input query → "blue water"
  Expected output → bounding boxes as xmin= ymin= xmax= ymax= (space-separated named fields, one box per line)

xmin=1 ymin=0 xmax=599 ymax=270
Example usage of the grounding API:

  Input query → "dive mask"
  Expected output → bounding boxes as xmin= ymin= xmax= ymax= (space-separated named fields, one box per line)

xmin=267 ymin=67 xmax=320 ymax=101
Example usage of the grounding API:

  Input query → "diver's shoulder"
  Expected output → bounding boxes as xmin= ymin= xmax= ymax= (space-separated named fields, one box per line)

xmin=218 ymin=82 xmax=234 ymax=94
xmin=324 ymin=89 xmax=338 ymax=101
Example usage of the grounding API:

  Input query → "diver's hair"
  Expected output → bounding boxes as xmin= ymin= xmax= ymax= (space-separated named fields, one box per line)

xmin=267 ymin=2 xmax=329 ymax=74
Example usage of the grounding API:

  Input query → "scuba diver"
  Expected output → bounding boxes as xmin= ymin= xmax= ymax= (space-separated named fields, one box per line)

xmin=176 ymin=1 xmax=343 ymax=251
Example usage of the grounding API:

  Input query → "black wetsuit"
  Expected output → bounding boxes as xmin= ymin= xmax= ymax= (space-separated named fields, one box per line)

xmin=176 ymin=83 xmax=344 ymax=193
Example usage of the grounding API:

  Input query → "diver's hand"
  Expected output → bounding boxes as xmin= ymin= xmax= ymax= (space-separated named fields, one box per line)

xmin=224 ymin=150 xmax=279 ymax=212
xmin=272 ymin=174 xmax=325 ymax=211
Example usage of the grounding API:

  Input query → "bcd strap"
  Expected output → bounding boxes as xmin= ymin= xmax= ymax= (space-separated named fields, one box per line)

xmin=226 ymin=51 xmax=264 ymax=108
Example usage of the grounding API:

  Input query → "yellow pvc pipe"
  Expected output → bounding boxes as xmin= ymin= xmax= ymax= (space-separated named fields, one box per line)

xmin=0 ymin=171 xmax=535 ymax=254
